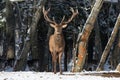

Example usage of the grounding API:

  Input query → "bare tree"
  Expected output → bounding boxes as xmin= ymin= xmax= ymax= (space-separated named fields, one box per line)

xmin=14 ymin=0 xmax=47 ymax=71
xmin=4 ymin=0 xmax=15 ymax=67
xmin=110 ymin=31 xmax=120 ymax=69
xmin=96 ymin=14 xmax=120 ymax=71
xmin=73 ymin=0 xmax=104 ymax=72
xmin=94 ymin=20 xmax=102 ymax=63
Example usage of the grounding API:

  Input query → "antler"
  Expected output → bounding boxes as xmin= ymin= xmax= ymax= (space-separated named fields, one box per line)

xmin=43 ymin=7 xmax=57 ymax=24
xmin=60 ymin=7 xmax=78 ymax=25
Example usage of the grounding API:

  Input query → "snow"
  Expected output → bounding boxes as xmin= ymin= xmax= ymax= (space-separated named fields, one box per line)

xmin=0 ymin=71 xmax=120 ymax=80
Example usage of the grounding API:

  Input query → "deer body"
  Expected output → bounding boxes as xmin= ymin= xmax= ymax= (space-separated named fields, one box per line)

xmin=43 ymin=7 xmax=78 ymax=74
xmin=49 ymin=34 xmax=65 ymax=74
xmin=49 ymin=34 xmax=65 ymax=53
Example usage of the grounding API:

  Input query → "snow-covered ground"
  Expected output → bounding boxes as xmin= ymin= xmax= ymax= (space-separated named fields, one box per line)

xmin=0 ymin=71 xmax=120 ymax=80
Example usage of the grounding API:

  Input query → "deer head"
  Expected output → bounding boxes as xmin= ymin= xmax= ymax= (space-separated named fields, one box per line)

xmin=43 ymin=7 xmax=78 ymax=35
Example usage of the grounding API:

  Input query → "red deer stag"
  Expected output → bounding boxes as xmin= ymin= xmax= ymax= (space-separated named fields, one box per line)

xmin=43 ymin=7 xmax=78 ymax=74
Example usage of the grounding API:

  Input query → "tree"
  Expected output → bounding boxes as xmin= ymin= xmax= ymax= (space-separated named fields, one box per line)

xmin=96 ymin=14 xmax=120 ymax=71
xmin=94 ymin=20 xmax=102 ymax=63
xmin=13 ymin=0 xmax=47 ymax=71
xmin=5 ymin=0 xmax=15 ymax=66
xmin=110 ymin=31 xmax=120 ymax=69
xmin=73 ymin=0 xmax=104 ymax=72
xmin=110 ymin=0 xmax=120 ymax=70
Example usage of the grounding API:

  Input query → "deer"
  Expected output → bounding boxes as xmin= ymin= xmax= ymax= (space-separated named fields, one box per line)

xmin=43 ymin=7 xmax=78 ymax=74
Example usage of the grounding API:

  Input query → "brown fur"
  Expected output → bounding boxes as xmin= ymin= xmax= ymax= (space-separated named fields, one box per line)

xmin=49 ymin=33 xmax=65 ymax=74
xmin=43 ymin=7 xmax=78 ymax=74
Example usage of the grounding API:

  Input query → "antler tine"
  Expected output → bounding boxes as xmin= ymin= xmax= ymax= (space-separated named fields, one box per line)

xmin=52 ymin=17 xmax=55 ymax=22
xmin=62 ymin=7 xmax=78 ymax=24
xmin=43 ymin=7 xmax=57 ymax=24
xmin=60 ymin=16 xmax=65 ymax=24
xmin=70 ymin=7 xmax=79 ymax=14
xmin=43 ymin=7 xmax=49 ymax=16
xmin=70 ymin=7 xmax=74 ymax=13
xmin=76 ymin=8 xmax=79 ymax=14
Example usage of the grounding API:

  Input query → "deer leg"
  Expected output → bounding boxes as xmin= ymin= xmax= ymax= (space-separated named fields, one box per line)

xmin=59 ymin=52 xmax=63 ymax=74
xmin=54 ymin=61 xmax=57 ymax=74
xmin=52 ymin=57 xmax=54 ymax=72
xmin=53 ymin=53 xmax=57 ymax=74
xmin=51 ymin=53 xmax=54 ymax=72
xmin=54 ymin=59 xmax=57 ymax=74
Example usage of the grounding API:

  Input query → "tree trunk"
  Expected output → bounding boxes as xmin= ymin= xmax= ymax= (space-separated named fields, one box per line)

xmin=14 ymin=40 xmax=30 ymax=71
xmin=94 ymin=20 xmax=102 ymax=62
xmin=110 ymin=32 xmax=120 ymax=69
xmin=96 ymin=14 xmax=120 ymax=71
xmin=30 ymin=28 xmax=38 ymax=60
xmin=13 ymin=0 xmax=47 ymax=71
xmin=73 ymin=0 xmax=104 ymax=72
xmin=5 ymin=0 xmax=15 ymax=67
xmin=30 ymin=0 xmax=39 ymax=61
xmin=15 ymin=2 xmax=24 ymax=58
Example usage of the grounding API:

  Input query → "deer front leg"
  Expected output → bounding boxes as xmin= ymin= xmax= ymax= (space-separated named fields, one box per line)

xmin=51 ymin=53 xmax=54 ymax=72
xmin=54 ymin=59 xmax=57 ymax=74
xmin=53 ymin=53 xmax=57 ymax=74
xmin=59 ymin=52 xmax=63 ymax=74
xmin=52 ymin=57 xmax=54 ymax=72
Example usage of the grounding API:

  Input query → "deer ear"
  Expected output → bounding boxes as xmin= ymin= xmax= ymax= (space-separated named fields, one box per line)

xmin=62 ymin=24 xmax=67 ymax=28
xmin=50 ymin=23 xmax=55 ymax=28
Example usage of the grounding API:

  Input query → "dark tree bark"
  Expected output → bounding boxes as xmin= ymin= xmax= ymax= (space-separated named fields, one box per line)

xmin=30 ymin=0 xmax=39 ymax=61
xmin=15 ymin=2 xmax=24 ymax=57
xmin=13 ymin=0 xmax=47 ymax=71
xmin=30 ymin=28 xmax=38 ymax=60
xmin=94 ymin=20 xmax=102 ymax=63
xmin=14 ymin=40 xmax=30 ymax=71
xmin=4 ymin=0 xmax=15 ymax=67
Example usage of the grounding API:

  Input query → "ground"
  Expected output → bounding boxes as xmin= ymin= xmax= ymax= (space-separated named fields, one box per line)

xmin=0 ymin=71 xmax=120 ymax=80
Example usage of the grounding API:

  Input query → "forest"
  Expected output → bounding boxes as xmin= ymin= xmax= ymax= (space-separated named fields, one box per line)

xmin=0 ymin=0 xmax=120 ymax=74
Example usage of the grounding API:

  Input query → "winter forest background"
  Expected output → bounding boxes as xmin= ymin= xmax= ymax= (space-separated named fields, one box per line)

xmin=0 ymin=0 xmax=120 ymax=73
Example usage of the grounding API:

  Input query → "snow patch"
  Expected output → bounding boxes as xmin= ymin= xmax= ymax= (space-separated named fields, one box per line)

xmin=0 ymin=71 xmax=120 ymax=80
